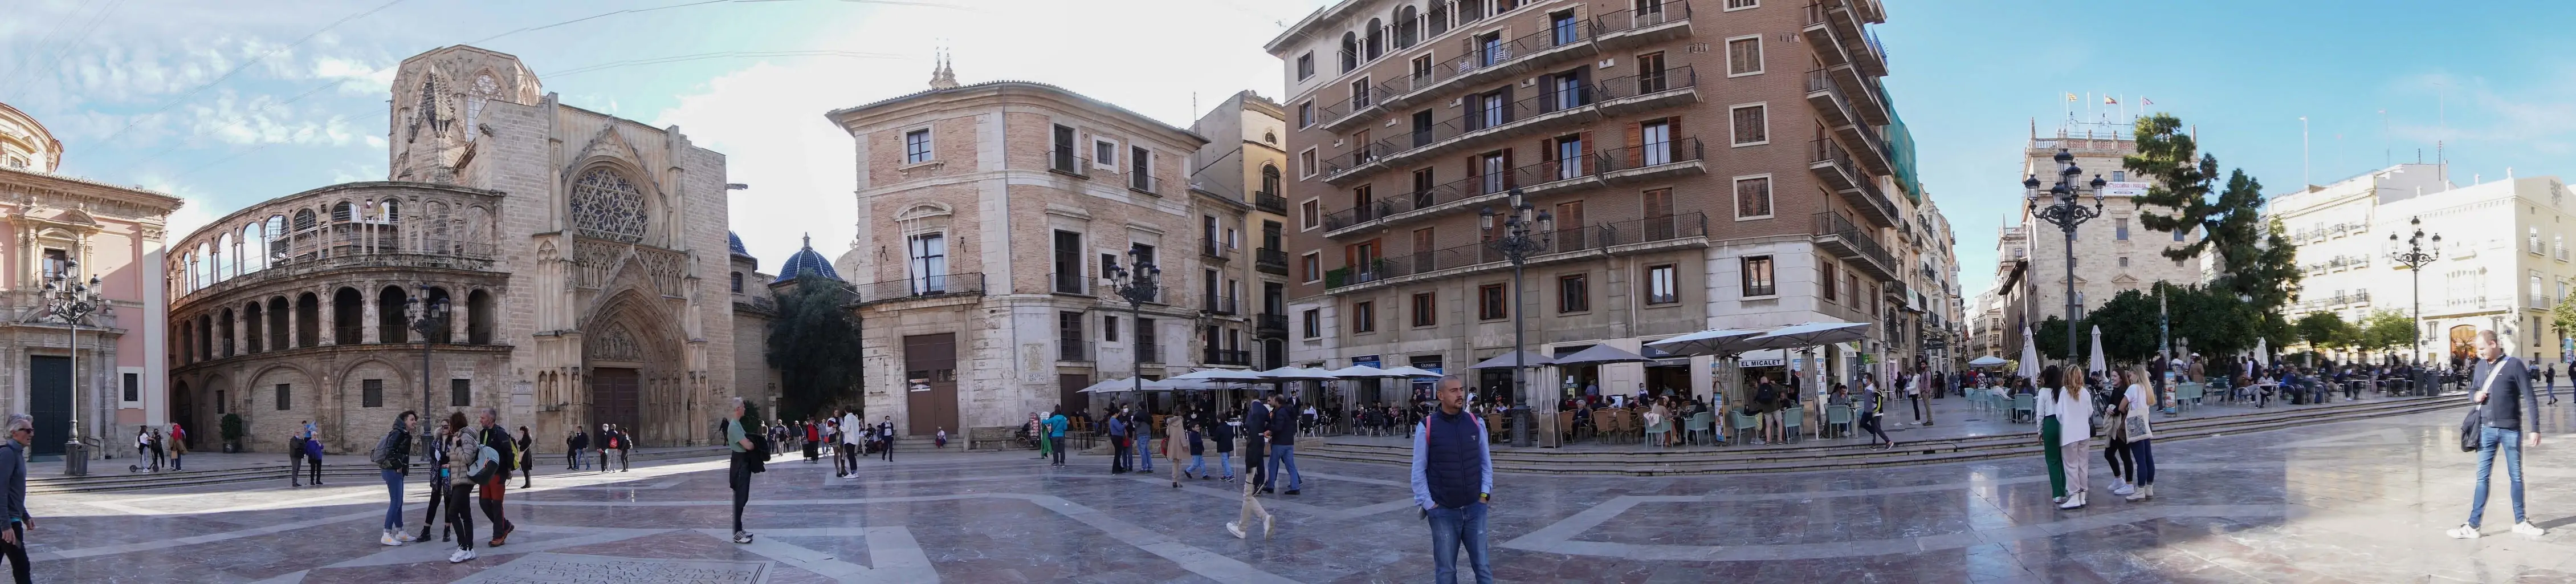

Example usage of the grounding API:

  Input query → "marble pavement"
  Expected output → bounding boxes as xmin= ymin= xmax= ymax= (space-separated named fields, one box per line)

xmin=18 ymin=400 xmax=2576 ymax=583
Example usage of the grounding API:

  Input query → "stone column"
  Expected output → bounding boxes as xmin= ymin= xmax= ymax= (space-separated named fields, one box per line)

xmin=451 ymin=289 xmax=470 ymax=344
xmin=290 ymin=292 xmax=305 ymax=348
xmin=361 ymin=283 xmax=380 ymax=344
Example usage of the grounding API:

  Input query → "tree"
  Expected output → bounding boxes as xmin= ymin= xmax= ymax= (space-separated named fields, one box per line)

xmin=2125 ymin=114 xmax=2302 ymax=338
xmin=765 ymin=273 xmax=863 ymax=421
xmin=2554 ymin=296 xmax=2576 ymax=351
xmin=2296 ymin=311 xmax=2351 ymax=351
xmin=2084 ymin=289 xmax=2163 ymax=363
xmin=2036 ymin=316 xmax=2085 ymax=362
xmin=2358 ymin=310 xmax=2416 ymax=358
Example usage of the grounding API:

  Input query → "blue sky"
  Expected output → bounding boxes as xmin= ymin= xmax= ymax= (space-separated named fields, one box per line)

xmin=7 ymin=0 xmax=2575 ymax=299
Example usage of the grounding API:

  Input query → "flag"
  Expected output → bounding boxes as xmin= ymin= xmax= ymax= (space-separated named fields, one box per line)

xmin=2104 ymin=96 xmax=2118 ymax=105
xmin=2065 ymin=92 xmax=2078 ymax=102
xmin=2142 ymin=98 xmax=2154 ymax=106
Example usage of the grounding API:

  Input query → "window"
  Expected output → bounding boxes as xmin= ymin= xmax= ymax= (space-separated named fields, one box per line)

xmin=123 ymin=372 xmax=140 ymax=403
xmin=2174 ymin=227 xmax=2187 ymax=242
xmin=2119 ymin=256 xmax=2131 ymax=267
xmin=1734 ymin=176 xmax=1772 ymax=219
xmin=1647 ymin=265 xmax=1677 ymax=305
xmin=1549 ymin=10 xmax=1578 ymax=46
xmin=1478 ymin=151 xmax=1507 ymax=193
xmin=729 ymin=271 xmax=743 ymax=293
xmin=1476 ymin=32 xmax=1503 ymax=67
xmin=1821 ymin=262 xmax=1837 ymax=301
xmin=217 ymin=390 xmax=226 ymax=414
xmin=1551 ymin=134 xmax=1583 ymax=180
xmin=1095 ymin=140 xmax=1116 ymax=168
xmin=40 ymin=249 xmax=68 ymax=282
xmin=1297 ymin=102 xmax=1314 ymax=129
xmin=1396 ymin=6 xmax=1420 ymax=47
xmin=2116 ymin=218 xmax=2130 ymax=240
xmin=451 ymin=379 xmax=471 ymax=407
xmin=2112 ymin=171 xmax=2125 ymax=181
xmin=1059 ymin=311 xmax=1087 ymax=359
xmin=1297 ymin=52 xmax=1315 ymax=80
xmin=1341 ymin=32 xmax=1360 ymax=73
xmin=1412 ymin=292 xmax=1436 ymax=326
xmin=1411 ymin=55 xmax=1432 ymax=82
xmin=1551 ymin=72 xmax=1582 ymax=111
xmin=1730 ymin=104 xmax=1767 ymax=145
xmin=1104 ymin=315 xmax=1119 ymax=342
xmin=1641 ymin=119 xmax=1673 ymax=165
xmin=1051 ymin=124 xmax=1078 ymax=171
xmin=362 ymin=379 xmax=384 ymax=408
xmin=1130 ymin=145 xmax=1152 ymax=191
xmin=1726 ymin=35 xmax=1762 ymax=76
xmin=275 ymin=383 xmax=291 ymax=411
xmin=1137 ymin=318 xmax=1157 ymax=362
xmin=1353 ymin=301 xmax=1377 ymax=332
xmin=1726 ymin=0 xmax=1758 ymax=9
xmin=1054 ymin=230 xmax=1085 ymax=293
xmin=1479 ymin=283 xmax=1507 ymax=320
xmin=1474 ymin=90 xmax=1506 ymax=129
xmin=1302 ymin=309 xmax=1322 ymax=338
xmin=1299 ymin=148 xmax=1318 ymax=177
xmin=1742 ymin=256 xmax=1776 ymax=297
xmin=907 ymin=233 xmax=947 ymax=294
xmin=1636 ymin=52 xmax=1668 ymax=93
xmin=1558 ymin=273 xmax=1589 ymax=313
xmin=903 ymin=128 xmax=932 ymax=164
xmin=1301 ymin=199 xmax=1321 ymax=229
xmin=1302 ymin=252 xmax=1322 ymax=282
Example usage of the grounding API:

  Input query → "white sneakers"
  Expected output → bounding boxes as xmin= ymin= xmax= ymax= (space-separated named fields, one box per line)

xmin=2447 ymin=524 xmax=2481 ymax=539
xmin=733 ymin=530 xmax=755 ymax=544
xmin=447 ymin=549 xmax=477 ymax=563
xmin=2056 ymin=492 xmax=2086 ymax=509
xmin=2451 ymin=522 xmax=2550 ymax=539
xmin=1226 ymin=522 xmax=1246 ymax=539
xmin=1263 ymin=515 xmax=1275 ymax=537
xmin=2110 ymin=482 xmax=2136 ymax=497
xmin=397 ymin=530 xmax=419 ymax=543
xmin=2125 ymin=484 xmax=2153 ymax=502
xmin=380 ymin=530 xmax=402 ymax=546
xmin=2513 ymin=522 xmax=2548 ymax=537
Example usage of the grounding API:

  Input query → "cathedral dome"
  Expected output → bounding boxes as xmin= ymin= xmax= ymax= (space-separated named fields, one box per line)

xmin=773 ymin=234 xmax=840 ymax=283
xmin=728 ymin=232 xmax=750 ymax=257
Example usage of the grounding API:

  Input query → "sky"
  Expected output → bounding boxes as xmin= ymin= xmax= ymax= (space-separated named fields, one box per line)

xmin=9 ymin=0 xmax=2576 ymax=301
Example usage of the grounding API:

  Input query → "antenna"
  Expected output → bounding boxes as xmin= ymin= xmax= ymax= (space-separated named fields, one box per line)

xmin=2378 ymin=108 xmax=2390 ymax=167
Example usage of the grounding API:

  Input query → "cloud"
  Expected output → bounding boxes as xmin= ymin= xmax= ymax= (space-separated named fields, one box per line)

xmin=133 ymin=174 xmax=220 ymax=240
xmin=186 ymin=89 xmax=370 ymax=147
xmin=647 ymin=61 xmax=860 ymax=273
xmin=311 ymin=55 xmax=396 ymax=95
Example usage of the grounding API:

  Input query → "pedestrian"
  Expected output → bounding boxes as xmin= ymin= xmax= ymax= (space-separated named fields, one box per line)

xmin=840 ymin=409 xmax=863 ymax=475
xmin=168 ymin=423 xmax=186 ymax=471
xmin=2550 ymin=363 xmax=2563 ymax=405
xmin=2448 ymin=330 xmax=2548 ymax=539
xmin=1244 ymin=398 xmax=1272 ymax=490
xmin=376 ymin=411 xmax=418 ymax=546
xmin=444 ymin=421 xmax=496 ymax=563
xmin=2104 ymin=369 xmax=2137 ymax=498
xmin=1183 ymin=416 xmax=1208 ymax=480
xmin=1164 ymin=411 xmax=1187 ymax=488
xmin=1107 ymin=408 xmax=1130 ymax=474
xmin=1906 ymin=370 xmax=1925 ymax=424
xmin=2054 ymin=366 xmax=2093 ymax=510
xmin=597 ymin=423 xmax=613 ymax=472
xmin=1858 ymin=375 xmax=1895 ymax=450
xmin=2035 ymin=366 xmax=2067 ymax=504
xmin=725 ymin=397 xmax=760 ymax=544
xmin=1413 ymin=375 xmax=1493 ymax=584
xmin=1210 ymin=409 xmax=1236 ymax=481
xmin=418 ymin=416 xmax=458 ymax=543
xmin=2120 ymin=363 xmax=2158 ymax=501
xmin=0 ymin=414 xmax=34 ymax=584
xmin=1266 ymin=394 xmax=1303 ymax=495
xmin=566 ymin=429 xmax=587 ymax=471
xmin=616 ymin=425 xmax=633 ymax=471
xmin=1046 ymin=407 xmax=1070 ymax=468
xmin=289 ymin=429 xmax=307 ymax=487
xmin=135 ymin=427 xmax=154 ymax=471
xmin=805 ymin=419 xmax=822 ymax=463
xmin=474 ymin=408 xmax=517 ymax=548
xmin=302 ymin=426 xmax=325 ymax=486
xmin=515 ymin=426 xmax=534 ymax=489
xmin=1136 ymin=408 xmax=1155 ymax=474
xmin=935 ymin=427 xmax=947 ymax=449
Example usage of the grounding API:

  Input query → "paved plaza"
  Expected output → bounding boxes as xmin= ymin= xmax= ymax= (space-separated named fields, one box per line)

xmin=17 ymin=401 xmax=2575 ymax=583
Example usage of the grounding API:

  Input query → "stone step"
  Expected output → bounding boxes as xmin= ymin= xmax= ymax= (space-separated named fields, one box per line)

xmin=1295 ymin=396 xmax=2461 ymax=475
xmin=31 ymin=445 xmax=732 ymax=494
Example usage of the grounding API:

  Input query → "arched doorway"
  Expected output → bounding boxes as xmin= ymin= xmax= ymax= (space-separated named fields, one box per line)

xmin=172 ymin=379 xmax=195 ymax=449
xmin=582 ymin=290 xmax=687 ymax=447
xmin=2449 ymin=325 xmax=2481 ymax=365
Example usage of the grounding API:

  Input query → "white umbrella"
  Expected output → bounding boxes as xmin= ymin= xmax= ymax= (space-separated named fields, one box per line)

xmin=1325 ymin=365 xmax=1405 ymax=379
xmin=2255 ymin=338 xmax=2270 ymax=367
xmin=1742 ymin=321 xmax=1871 ymax=350
xmin=2088 ymin=325 xmax=2108 ymax=374
xmin=1967 ymin=355 xmax=2009 ymax=368
xmin=1470 ymin=350 xmax=1555 ymax=369
xmin=2019 ymin=326 xmax=2041 ymax=381
xmin=1172 ymin=369 xmax=1269 ymax=382
xmin=1253 ymin=366 xmax=1339 ymax=380
xmin=1381 ymin=366 xmax=1442 ymax=378
xmin=1643 ymin=327 xmax=1772 ymax=357
xmin=1551 ymin=344 xmax=1654 ymax=366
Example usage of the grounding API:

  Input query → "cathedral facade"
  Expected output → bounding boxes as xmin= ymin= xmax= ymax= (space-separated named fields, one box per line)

xmin=166 ymin=45 xmax=758 ymax=452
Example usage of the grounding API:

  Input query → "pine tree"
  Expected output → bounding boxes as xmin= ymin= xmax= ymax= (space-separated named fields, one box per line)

xmin=2125 ymin=113 xmax=2302 ymax=351
xmin=764 ymin=274 xmax=863 ymax=420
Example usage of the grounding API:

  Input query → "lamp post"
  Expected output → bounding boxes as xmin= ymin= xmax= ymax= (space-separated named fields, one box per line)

xmin=1106 ymin=248 xmax=1162 ymax=404
xmin=405 ymin=286 xmax=449 ymax=464
xmin=42 ymin=268 xmax=105 ymax=476
xmin=1481 ymin=189 xmax=1553 ymax=448
xmin=2387 ymin=217 xmax=2440 ymax=381
xmin=2023 ymin=148 xmax=2108 ymax=366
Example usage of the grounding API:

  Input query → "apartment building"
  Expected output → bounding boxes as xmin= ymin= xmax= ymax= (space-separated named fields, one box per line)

xmin=824 ymin=70 xmax=1215 ymax=433
xmin=1186 ymin=91 xmax=1295 ymax=372
xmin=2009 ymin=128 xmax=2207 ymax=338
xmin=2267 ymin=164 xmax=2443 ymax=329
xmin=1263 ymin=0 xmax=1909 ymax=420
xmin=2272 ymin=166 xmax=2576 ymax=364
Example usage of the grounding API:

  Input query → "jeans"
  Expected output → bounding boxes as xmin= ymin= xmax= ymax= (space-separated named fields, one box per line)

xmin=1137 ymin=436 xmax=1153 ymax=471
xmin=1186 ymin=455 xmax=1206 ymax=477
xmin=2128 ymin=439 xmax=2155 ymax=486
xmin=0 ymin=523 xmax=27 ymax=584
xmin=2468 ymin=426 xmax=2528 ymax=528
xmin=1216 ymin=451 xmax=1234 ymax=477
xmin=1266 ymin=444 xmax=1302 ymax=491
xmin=1050 ymin=437 xmax=1066 ymax=464
xmin=1426 ymin=503 xmax=1494 ymax=584
xmin=1111 ymin=436 xmax=1130 ymax=472
xmin=729 ymin=460 xmax=752 ymax=533
xmin=1859 ymin=415 xmax=1892 ymax=444
xmin=381 ymin=469 xmax=406 ymax=530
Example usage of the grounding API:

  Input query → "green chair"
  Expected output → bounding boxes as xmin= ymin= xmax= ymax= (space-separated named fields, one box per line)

xmin=1644 ymin=419 xmax=1671 ymax=449
xmin=2011 ymin=394 xmax=2037 ymax=423
xmin=1729 ymin=411 xmax=1757 ymax=444
xmin=1824 ymin=404 xmax=1853 ymax=439
xmin=1684 ymin=412 xmax=1715 ymax=445
xmin=1780 ymin=406 xmax=1806 ymax=442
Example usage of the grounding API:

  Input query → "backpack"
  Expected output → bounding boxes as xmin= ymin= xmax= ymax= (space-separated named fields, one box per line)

xmin=370 ymin=430 xmax=406 ymax=470
xmin=464 ymin=445 xmax=500 ymax=484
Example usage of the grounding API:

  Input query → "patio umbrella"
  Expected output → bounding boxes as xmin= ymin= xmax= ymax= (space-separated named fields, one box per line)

xmin=1966 ymin=355 xmax=2009 ymax=368
xmin=1470 ymin=350 xmax=1555 ymax=369
xmin=1643 ymin=328 xmax=1772 ymax=357
xmin=1550 ymin=343 xmax=1653 ymax=366
xmin=1380 ymin=366 xmax=1442 ymax=378
xmin=1079 ymin=378 xmax=1168 ymax=394
xmin=1252 ymin=366 xmax=1339 ymax=380
xmin=2255 ymin=338 xmax=2270 ymax=367
xmin=1325 ymin=365 xmax=1405 ymax=379
xmin=2019 ymin=326 xmax=2041 ymax=381
xmin=1172 ymin=368 xmax=1269 ymax=382
xmin=1742 ymin=321 xmax=1871 ymax=350
xmin=2088 ymin=325 xmax=2108 ymax=374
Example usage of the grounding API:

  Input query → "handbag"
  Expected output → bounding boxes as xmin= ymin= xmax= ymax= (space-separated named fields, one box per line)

xmin=2460 ymin=362 xmax=2508 ymax=453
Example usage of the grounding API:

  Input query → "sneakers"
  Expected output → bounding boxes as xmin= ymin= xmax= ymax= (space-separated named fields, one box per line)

xmin=1263 ymin=515 xmax=1274 ymax=537
xmin=397 ymin=530 xmax=419 ymax=543
xmin=733 ymin=531 xmax=755 ymax=544
xmin=2514 ymin=522 xmax=2548 ymax=537
xmin=2056 ymin=492 xmax=2086 ymax=510
xmin=2125 ymin=484 xmax=2151 ymax=502
xmin=2052 ymin=496 xmax=2065 ymax=505
xmin=1285 ymin=489 xmax=1301 ymax=496
xmin=1226 ymin=522 xmax=1246 ymax=539
xmin=448 ymin=549 xmax=477 ymax=563
xmin=2110 ymin=482 xmax=2136 ymax=497
xmin=380 ymin=530 xmax=403 ymax=546
xmin=2447 ymin=524 xmax=2481 ymax=539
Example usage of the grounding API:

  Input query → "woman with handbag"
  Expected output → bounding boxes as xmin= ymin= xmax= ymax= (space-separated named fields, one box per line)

xmin=2103 ymin=369 xmax=2137 ymax=498
xmin=2036 ymin=366 xmax=2067 ymax=505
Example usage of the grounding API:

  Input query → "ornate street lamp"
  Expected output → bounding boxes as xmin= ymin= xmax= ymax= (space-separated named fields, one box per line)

xmin=42 ymin=267 xmax=106 ymax=476
xmin=2023 ymin=148 xmax=2108 ymax=365
xmin=1481 ymin=189 xmax=1552 ymax=448
xmin=405 ymin=286 xmax=449 ymax=463
xmin=2386 ymin=217 xmax=2440 ymax=378
xmin=1106 ymin=248 xmax=1163 ymax=400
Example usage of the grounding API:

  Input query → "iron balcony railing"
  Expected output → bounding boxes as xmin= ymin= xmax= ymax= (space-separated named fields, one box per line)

xmin=1201 ymin=240 xmax=1228 ymax=259
xmin=1204 ymin=348 xmax=1250 ymax=367
xmin=1255 ymin=248 xmax=1287 ymax=271
xmin=1130 ymin=173 xmax=1161 ymax=196
xmin=1051 ymin=151 xmax=1093 ymax=178
xmin=856 ymin=273 xmax=984 ymax=303
xmin=1324 ymin=213 xmax=1707 ymax=290
xmin=1320 ymin=136 xmax=1705 ymax=234
xmin=1354 ymin=14 xmax=1600 ymax=115
xmin=1059 ymin=339 xmax=1093 ymax=362
xmin=1205 ymin=295 xmax=1238 ymax=315
xmin=1814 ymin=210 xmax=1894 ymax=276
xmin=1049 ymin=271 xmax=1093 ymax=296
xmin=1320 ymin=67 xmax=1694 ymax=182
xmin=1255 ymin=192 xmax=1287 ymax=214
xmin=1593 ymin=1 xmax=1691 ymax=36
xmin=1140 ymin=342 xmax=1163 ymax=364
xmin=1256 ymin=313 xmax=1288 ymax=336
xmin=1812 ymin=139 xmax=1895 ymax=224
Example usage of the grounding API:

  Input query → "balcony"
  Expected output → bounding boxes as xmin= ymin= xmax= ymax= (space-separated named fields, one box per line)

xmin=853 ymin=273 xmax=985 ymax=306
xmin=1255 ymin=248 xmax=1287 ymax=274
xmin=1203 ymin=347 xmax=1250 ymax=367
xmin=1810 ymin=139 xmax=1896 ymax=228
xmin=1140 ymin=343 xmax=1164 ymax=364
xmin=1205 ymin=295 xmax=1238 ymax=316
xmin=1321 ymin=138 xmax=1704 ymax=239
xmin=1594 ymin=137 xmax=1705 ymax=184
xmin=1201 ymin=241 xmax=1229 ymax=261
xmin=1255 ymin=192 xmax=1287 ymax=214
xmin=1049 ymin=271 xmax=1094 ymax=296
xmin=1313 ymin=79 xmax=1383 ymax=133
xmin=1129 ymin=173 xmax=1161 ymax=196
xmin=1813 ymin=211 xmax=1897 ymax=281
xmin=1591 ymin=2 xmax=1693 ymax=50
xmin=1326 ymin=213 xmax=1707 ymax=294
xmin=1320 ymin=67 xmax=1695 ymax=186
xmin=1256 ymin=313 xmax=1287 ymax=338
xmin=1370 ymin=16 xmax=1601 ymax=113
xmin=1058 ymin=339 xmax=1093 ymax=363
xmin=1049 ymin=150 xmax=1093 ymax=179
xmin=1807 ymin=1 xmax=1886 ymax=79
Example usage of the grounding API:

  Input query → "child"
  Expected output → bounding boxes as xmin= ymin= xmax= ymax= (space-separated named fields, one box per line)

xmin=934 ymin=427 xmax=948 ymax=448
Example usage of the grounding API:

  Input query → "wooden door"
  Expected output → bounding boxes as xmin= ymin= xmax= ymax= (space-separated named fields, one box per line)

xmin=903 ymin=333 xmax=959 ymax=437
xmin=28 ymin=356 xmax=68 ymax=457
xmin=589 ymin=367 xmax=641 ymax=437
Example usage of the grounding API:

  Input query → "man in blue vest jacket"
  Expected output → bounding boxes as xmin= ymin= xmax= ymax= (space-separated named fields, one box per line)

xmin=1412 ymin=375 xmax=1492 ymax=583
xmin=1264 ymin=394 xmax=1303 ymax=494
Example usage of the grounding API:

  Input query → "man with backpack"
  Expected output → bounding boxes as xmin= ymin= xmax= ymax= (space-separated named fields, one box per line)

xmin=724 ymin=398 xmax=762 ymax=544
xmin=374 ymin=411 xmax=418 ymax=547
xmin=474 ymin=408 xmax=517 ymax=547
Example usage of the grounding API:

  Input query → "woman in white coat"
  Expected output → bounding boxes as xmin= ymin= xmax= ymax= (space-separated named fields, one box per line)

xmin=2054 ymin=366 xmax=2094 ymax=510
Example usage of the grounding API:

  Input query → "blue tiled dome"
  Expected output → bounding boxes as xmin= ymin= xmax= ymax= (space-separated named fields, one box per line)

xmin=728 ymin=232 xmax=750 ymax=257
xmin=773 ymin=234 xmax=841 ymax=283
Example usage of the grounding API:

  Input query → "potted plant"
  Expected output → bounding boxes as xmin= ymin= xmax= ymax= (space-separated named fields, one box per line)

xmin=219 ymin=413 xmax=246 ymax=453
